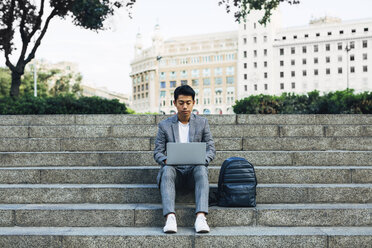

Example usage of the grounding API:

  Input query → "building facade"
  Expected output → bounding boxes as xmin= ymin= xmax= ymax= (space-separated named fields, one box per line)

xmin=130 ymin=25 xmax=238 ymax=114
xmin=239 ymin=10 xmax=372 ymax=99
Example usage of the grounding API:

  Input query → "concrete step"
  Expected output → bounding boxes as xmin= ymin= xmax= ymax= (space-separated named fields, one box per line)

xmin=0 ymin=166 xmax=371 ymax=184
xmin=1 ymin=114 xmax=371 ymax=126
xmin=1 ymin=124 xmax=371 ymax=138
xmin=1 ymin=151 xmax=371 ymax=167
xmin=1 ymin=136 xmax=371 ymax=152
xmin=0 ymin=203 xmax=370 ymax=227
xmin=0 ymin=226 xmax=371 ymax=247
xmin=0 ymin=184 xmax=370 ymax=204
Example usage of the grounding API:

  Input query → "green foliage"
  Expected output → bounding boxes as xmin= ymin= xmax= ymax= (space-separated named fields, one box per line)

xmin=0 ymin=67 xmax=82 ymax=98
xmin=233 ymin=90 xmax=372 ymax=114
xmin=218 ymin=0 xmax=300 ymax=24
xmin=0 ymin=95 xmax=128 ymax=114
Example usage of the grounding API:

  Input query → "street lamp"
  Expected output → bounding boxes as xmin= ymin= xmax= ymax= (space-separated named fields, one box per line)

xmin=345 ymin=44 xmax=354 ymax=90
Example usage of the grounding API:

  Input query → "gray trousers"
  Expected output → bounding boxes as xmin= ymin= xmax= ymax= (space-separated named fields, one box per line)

xmin=157 ymin=165 xmax=209 ymax=216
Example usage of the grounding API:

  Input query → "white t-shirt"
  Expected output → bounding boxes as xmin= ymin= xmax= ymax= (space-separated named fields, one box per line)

xmin=178 ymin=121 xmax=190 ymax=143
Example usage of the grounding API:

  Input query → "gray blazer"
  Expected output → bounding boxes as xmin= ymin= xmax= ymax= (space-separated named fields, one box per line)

xmin=153 ymin=113 xmax=216 ymax=166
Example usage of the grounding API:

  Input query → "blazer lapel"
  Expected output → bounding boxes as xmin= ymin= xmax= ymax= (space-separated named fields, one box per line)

xmin=171 ymin=115 xmax=180 ymax=143
xmin=188 ymin=114 xmax=196 ymax=143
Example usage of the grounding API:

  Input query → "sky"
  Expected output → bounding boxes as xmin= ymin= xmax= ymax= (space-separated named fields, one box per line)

xmin=1 ymin=0 xmax=372 ymax=95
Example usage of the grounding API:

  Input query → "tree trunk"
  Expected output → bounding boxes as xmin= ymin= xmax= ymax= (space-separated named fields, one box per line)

xmin=10 ymin=70 xmax=22 ymax=98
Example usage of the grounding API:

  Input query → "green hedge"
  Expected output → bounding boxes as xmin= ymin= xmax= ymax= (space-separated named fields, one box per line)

xmin=0 ymin=95 xmax=128 ymax=114
xmin=233 ymin=90 xmax=372 ymax=114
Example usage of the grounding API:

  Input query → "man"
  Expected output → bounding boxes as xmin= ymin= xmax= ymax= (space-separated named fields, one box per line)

xmin=154 ymin=85 xmax=216 ymax=233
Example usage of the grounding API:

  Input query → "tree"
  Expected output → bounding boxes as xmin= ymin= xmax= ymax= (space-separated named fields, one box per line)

xmin=219 ymin=0 xmax=300 ymax=24
xmin=49 ymin=71 xmax=83 ymax=97
xmin=0 ymin=0 xmax=135 ymax=98
xmin=0 ymin=66 xmax=82 ymax=98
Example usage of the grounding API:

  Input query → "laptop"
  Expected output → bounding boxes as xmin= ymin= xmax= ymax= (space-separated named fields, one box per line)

xmin=166 ymin=142 xmax=206 ymax=165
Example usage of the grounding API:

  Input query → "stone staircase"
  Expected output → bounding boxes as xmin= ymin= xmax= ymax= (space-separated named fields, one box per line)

xmin=0 ymin=114 xmax=371 ymax=248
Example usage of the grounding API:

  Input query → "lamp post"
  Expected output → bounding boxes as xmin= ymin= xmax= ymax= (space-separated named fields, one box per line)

xmin=345 ymin=44 xmax=353 ymax=91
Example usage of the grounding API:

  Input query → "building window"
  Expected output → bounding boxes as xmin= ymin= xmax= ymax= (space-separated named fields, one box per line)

xmin=264 ymin=72 xmax=268 ymax=78
xmin=351 ymin=66 xmax=355 ymax=73
xmin=254 ymin=50 xmax=257 ymax=57
xmin=244 ymin=74 xmax=247 ymax=80
xmin=243 ymin=38 xmax=247 ymax=44
xmin=170 ymin=71 xmax=177 ymax=79
xmin=326 ymin=57 xmax=330 ymax=63
xmin=253 ymin=37 xmax=257 ymax=43
xmin=302 ymin=46 xmax=307 ymax=53
xmin=226 ymin=76 xmax=234 ymax=84
xmin=181 ymin=70 xmax=187 ymax=78
xmin=214 ymin=67 xmax=222 ymax=76
xmin=137 ymin=86 xmax=140 ymax=92
xmin=254 ymin=84 xmax=257 ymax=91
xmin=160 ymin=72 xmax=166 ymax=80
xmin=326 ymin=44 xmax=330 ymax=51
xmin=280 ymin=83 xmax=284 ymax=90
xmin=244 ymin=63 xmax=247 ymax=69
xmin=363 ymin=53 xmax=368 ymax=60
xmin=314 ymin=45 xmax=319 ymax=52
xmin=314 ymin=69 xmax=319 ymax=76
xmin=314 ymin=58 xmax=318 ymax=64
xmin=181 ymin=80 xmax=187 ymax=85
xmin=254 ymin=62 xmax=257 ymax=68
xmin=226 ymin=66 xmax=235 ymax=75
xmin=302 ymin=58 xmax=306 ymax=65
xmin=282 ymin=36 xmax=286 ymax=40
xmin=191 ymin=69 xmax=199 ymax=77
xmin=133 ymin=87 xmax=136 ymax=93
xmin=280 ymin=61 xmax=284 ymax=66
xmin=293 ymin=35 xmax=297 ymax=39
xmin=364 ymin=27 xmax=369 ymax=32
xmin=134 ymin=95 xmax=136 ymax=100
xmin=263 ymin=36 xmax=267 ymax=42
xmin=141 ymin=85 xmax=144 ymax=91
xmin=264 ymin=61 xmax=267 ymax=67
xmin=291 ymin=60 xmax=295 ymax=66
xmin=363 ymin=66 xmax=368 ymax=72
xmin=146 ymin=83 xmax=148 ymax=90
xmin=338 ymin=56 xmax=343 ymax=62
xmin=170 ymin=81 xmax=176 ymax=87
xmin=352 ymin=29 xmax=356 ymax=33
xmin=338 ymin=43 xmax=342 ymax=50
xmin=350 ymin=41 xmax=355 ymax=49
xmin=338 ymin=68 xmax=343 ymax=74
xmin=363 ymin=40 xmax=368 ymax=48
xmin=316 ymin=33 xmax=320 ymax=37
xmin=328 ymin=32 xmax=332 ymax=36
xmin=264 ymin=49 xmax=267 ymax=56
xmin=215 ymin=77 xmax=222 ymax=85
xmin=291 ymin=71 xmax=295 ymax=77
xmin=203 ymin=78 xmax=211 ymax=85
xmin=146 ymin=92 xmax=148 ymax=98
xmin=280 ymin=72 xmax=284 ymax=78
xmin=291 ymin=82 xmax=295 ymax=89
xmin=291 ymin=47 xmax=295 ymax=54
xmin=305 ymin=34 xmax=309 ymax=38
xmin=192 ymin=79 xmax=199 ymax=86
xmin=264 ymin=84 xmax=268 ymax=90
xmin=254 ymin=23 xmax=256 ymax=29
xmin=350 ymin=55 xmax=355 ymax=61
xmin=244 ymin=85 xmax=247 ymax=91
xmin=326 ymin=68 xmax=330 ymax=75
xmin=280 ymin=48 xmax=284 ymax=55
xmin=243 ymin=51 xmax=247 ymax=58
xmin=340 ymin=30 xmax=344 ymax=34
xmin=244 ymin=24 xmax=246 ymax=30
xmin=203 ymin=68 xmax=210 ymax=77
xmin=302 ymin=70 xmax=307 ymax=76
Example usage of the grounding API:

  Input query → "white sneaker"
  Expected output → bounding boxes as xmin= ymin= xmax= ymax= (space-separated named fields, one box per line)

xmin=194 ymin=215 xmax=210 ymax=233
xmin=163 ymin=214 xmax=177 ymax=233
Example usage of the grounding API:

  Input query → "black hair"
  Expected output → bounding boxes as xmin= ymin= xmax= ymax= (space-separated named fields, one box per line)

xmin=174 ymin=85 xmax=195 ymax=101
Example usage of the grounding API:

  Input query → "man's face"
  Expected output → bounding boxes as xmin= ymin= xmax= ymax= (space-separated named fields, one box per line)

xmin=174 ymin=94 xmax=195 ymax=119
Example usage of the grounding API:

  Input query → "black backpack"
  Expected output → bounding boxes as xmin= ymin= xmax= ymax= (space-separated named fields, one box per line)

xmin=216 ymin=157 xmax=257 ymax=207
